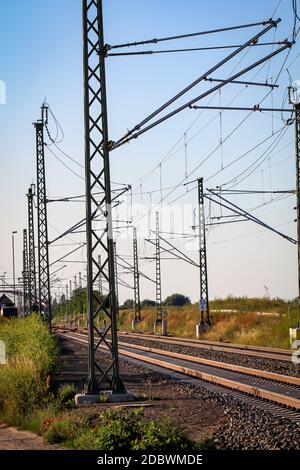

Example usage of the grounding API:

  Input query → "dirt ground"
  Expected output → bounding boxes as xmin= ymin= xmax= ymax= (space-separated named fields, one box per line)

xmin=56 ymin=336 xmax=226 ymax=443
xmin=0 ymin=423 xmax=60 ymax=450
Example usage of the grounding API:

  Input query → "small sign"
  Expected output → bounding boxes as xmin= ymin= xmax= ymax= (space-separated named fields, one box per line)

xmin=162 ymin=310 xmax=168 ymax=317
xmin=0 ymin=340 xmax=6 ymax=365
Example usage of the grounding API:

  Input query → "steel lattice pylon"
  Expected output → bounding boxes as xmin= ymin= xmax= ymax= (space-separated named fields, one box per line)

xmin=155 ymin=212 xmax=162 ymax=322
xmin=295 ymin=103 xmax=300 ymax=326
xmin=22 ymin=229 xmax=30 ymax=316
xmin=198 ymin=178 xmax=210 ymax=325
xmin=113 ymin=241 xmax=119 ymax=319
xmin=82 ymin=0 xmax=124 ymax=394
xmin=133 ymin=227 xmax=141 ymax=322
xmin=34 ymin=105 xmax=51 ymax=326
xmin=27 ymin=184 xmax=38 ymax=312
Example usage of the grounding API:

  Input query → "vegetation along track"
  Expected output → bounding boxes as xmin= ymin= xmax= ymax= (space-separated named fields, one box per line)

xmin=57 ymin=329 xmax=300 ymax=416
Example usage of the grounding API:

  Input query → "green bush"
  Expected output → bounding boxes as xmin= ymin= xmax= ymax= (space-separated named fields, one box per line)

xmin=0 ymin=315 xmax=58 ymax=425
xmin=57 ymin=384 xmax=76 ymax=406
xmin=0 ymin=314 xmax=57 ymax=377
xmin=133 ymin=416 xmax=192 ymax=451
xmin=0 ymin=360 xmax=45 ymax=426
xmin=70 ymin=409 xmax=198 ymax=451
xmin=94 ymin=409 xmax=143 ymax=450
xmin=41 ymin=413 xmax=87 ymax=444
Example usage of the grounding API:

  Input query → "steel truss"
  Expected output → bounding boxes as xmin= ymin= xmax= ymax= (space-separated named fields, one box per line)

xmin=34 ymin=105 xmax=51 ymax=325
xmin=133 ymin=227 xmax=141 ymax=322
xmin=27 ymin=184 xmax=38 ymax=312
xmin=295 ymin=103 xmax=300 ymax=326
xmin=82 ymin=0 xmax=124 ymax=394
xmin=198 ymin=178 xmax=210 ymax=325
xmin=22 ymin=229 xmax=30 ymax=316
xmin=155 ymin=212 xmax=162 ymax=322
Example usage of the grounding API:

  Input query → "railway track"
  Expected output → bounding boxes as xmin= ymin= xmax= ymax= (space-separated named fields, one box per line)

xmin=57 ymin=329 xmax=300 ymax=418
xmin=117 ymin=331 xmax=294 ymax=362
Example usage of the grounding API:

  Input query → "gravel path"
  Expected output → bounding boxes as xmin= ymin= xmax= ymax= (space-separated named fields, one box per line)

xmin=0 ymin=424 xmax=60 ymax=450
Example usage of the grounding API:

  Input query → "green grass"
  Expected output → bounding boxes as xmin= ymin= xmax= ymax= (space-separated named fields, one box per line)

xmin=54 ymin=298 xmax=296 ymax=348
xmin=0 ymin=315 xmax=58 ymax=426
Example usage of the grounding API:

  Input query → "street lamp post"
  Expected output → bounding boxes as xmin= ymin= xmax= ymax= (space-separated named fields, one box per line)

xmin=12 ymin=231 xmax=17 ymax=305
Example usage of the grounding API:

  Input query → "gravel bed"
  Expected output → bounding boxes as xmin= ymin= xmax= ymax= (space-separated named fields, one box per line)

xmin=118 ymin=355 xmax=300 ymax=450
xmin=119 ymin=336 xmax=300 ymax=378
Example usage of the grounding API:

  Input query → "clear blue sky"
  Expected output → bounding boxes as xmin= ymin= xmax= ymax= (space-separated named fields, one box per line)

xmin=0 ymin=0 xmax=299 ymax=303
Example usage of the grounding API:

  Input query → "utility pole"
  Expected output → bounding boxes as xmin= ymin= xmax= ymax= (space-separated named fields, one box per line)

xmin=79 ymin=272 xmax=82 ymax=289
xmin=34 ymin=104 xmax=51 ymax=327
xmin=154 ymin=212 xmax=162 ymax=333
xmin=22 ymin=229 xmax=30 ymax=316
xmin=290 ymin=83 xmax=300 ymax=327
xmin=98 ymin=255 xmax=103 ymax=295
xmin=197 ymin=178 xmax=210 ymax=337
xmin=27 ymin=184 xmax=37 ymax=312
xmin=81 ymin=0 xmax=125 ymax=399
xmin=133 ymin=227 xmax=141 ymax=323
xmin=12 ymin=230 xmax=17 ymax=305
xmin=113 ymin=241 xmax=119 ymax=320
xmin=66 ymin=283 xmax=69 ymax=319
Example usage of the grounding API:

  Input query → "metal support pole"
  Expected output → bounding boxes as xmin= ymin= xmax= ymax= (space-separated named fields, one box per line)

xmin=12 ymin=231 xmax=17 ymax=305
xmin=155 ymin=212 xmax=162 ymax=322
xmin=113 ymin=241 xmax=119 ymax=319
xmin=295 ymin=103 xmax=300 ymax=327
xmin=98 ymin=255 xmax=103 ymax=295
xmin=27 ymin=184 xmax=37 ymax=312
xmin=198 ymin=178 xmax=210 ymax=325
xmin=34 ymin=104 xmax=51 ymax=327
xmin=66 ymin=283 xmax=69 ymax=318
xmin=22 ymin=229 xmax=30 ymax=316
xmin=79 ymin=272 xmax=82 ymax=289
xmin=133 ymin=227 xmax=141 ymax=322
xmin=82 ymin=0 xmax=124 ymax=394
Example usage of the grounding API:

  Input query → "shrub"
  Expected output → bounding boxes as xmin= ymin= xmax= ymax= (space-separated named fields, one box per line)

xmin=41 ymin=413 xmax=86 ymax=444
xmin=0 ymin=315 xmax=58 ymax=425
xmin=94 ymin=409 xmax=143 ymax=450
xmin=57 ymin=384 xmax=76 ymax=406
xmin=71 ymin=409 xmax=198 ymax=451
xmin=133 ymin=416 xmax=193 ymax=451
xmin=0 ymin=359 xmax=45 ymax=426
xmin=0 ymin=314 xmax=57 ymax=377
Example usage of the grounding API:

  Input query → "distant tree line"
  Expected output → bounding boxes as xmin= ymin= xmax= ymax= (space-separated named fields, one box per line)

xmin=120 ymin=293 xmax=191 ymax=309
xmin=53 ymin=290 xmax=191 ymax=317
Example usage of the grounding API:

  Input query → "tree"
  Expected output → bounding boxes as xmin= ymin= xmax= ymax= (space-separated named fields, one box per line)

xmin=164 ymin=293 xmax=191 ymax=307
xmin=141 ymin=299 xmax=156 ymax=308
xmin=121 ymin=299 xmax=134 ymax=309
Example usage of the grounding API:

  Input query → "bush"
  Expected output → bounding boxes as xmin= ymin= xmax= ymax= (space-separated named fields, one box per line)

xmin=0 ymin=315 xmax=58 ymax=425
xmin=57 ymin=384 xmax=76 ymax=406
xmin=70 ymin=409 xmax=198 ymax=451
xmin=41 ymin=413 xmax=87 ymax=444
xmin=164 ymin=294 xmax=191 ymax=307
xmin=133 ymin=416 xmax=192 ymax=451
xmin=0 ymin=359 xmax=46 ymax=426
xmin=0 ymin=314 xmax=57 ymax=377
xmin=94 ymin=409 xmax=143 ymax=450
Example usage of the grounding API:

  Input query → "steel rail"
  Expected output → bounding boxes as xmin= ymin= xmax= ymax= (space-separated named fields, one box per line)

xmin=57 ymin=330 xmax=300 ymax=410
xmin=60 ymin=330 xmax=299 ymax=386
xmin=116 ymin=332 xmax=293 ymax=362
